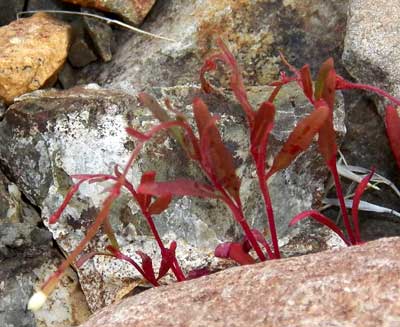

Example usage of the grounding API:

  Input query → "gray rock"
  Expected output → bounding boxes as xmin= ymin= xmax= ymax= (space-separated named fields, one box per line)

xmin=0 ymin=0 xmax=24 ymax=26
xmin=59 ymin=62 xmax=78 ymax=89
xmin=0 ymin=83 xmax=345 ymax=311
xmin=82 ymin=9 xmax=113 ymax=62
xmin=78 ymin=0 xmax=349 ymax=91
xmin=69 ymin=37 xmax=98 ymax=68
xmin=343 ymin=0 xmax=400 ymax=115
xmin=0 ymin=169 xmax=90 ymax=327
xmin=79 ymin=237 xmax=400 ymax=327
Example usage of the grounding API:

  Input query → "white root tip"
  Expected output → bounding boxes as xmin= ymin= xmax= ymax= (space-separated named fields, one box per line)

xmin=28 ymin=291 xmax=47 ymax=312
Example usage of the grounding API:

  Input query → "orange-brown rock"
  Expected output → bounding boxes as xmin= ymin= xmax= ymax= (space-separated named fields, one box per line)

xmin=0 ymin=13 xmax=70 ymax=104
xmin=79 ymin=237 xmax=400 ymax=327
xmin=61 ymin=0 xmax=156 ymax=25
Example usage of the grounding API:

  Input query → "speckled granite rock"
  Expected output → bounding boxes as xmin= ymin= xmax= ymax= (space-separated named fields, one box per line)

xmin=343 ymin=0 xmax=400 ymax=115
xmin=79 ymin=237 xmax=400 ymax=327
xmin=0 ymin=13 xmax=71 ymax=104
xmin=78 ymin=0 xmax=349 ymax=92
xmin=0 ymin=83 xmax=345 ymax=311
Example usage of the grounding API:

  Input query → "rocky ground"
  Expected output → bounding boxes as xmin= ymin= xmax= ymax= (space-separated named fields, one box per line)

xmin=0 ymin=1 xmax=399 ymax=326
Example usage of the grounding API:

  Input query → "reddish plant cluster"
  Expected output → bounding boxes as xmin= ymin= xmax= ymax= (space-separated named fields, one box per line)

xmin=28 ymin=38 xmax=400 ymax=310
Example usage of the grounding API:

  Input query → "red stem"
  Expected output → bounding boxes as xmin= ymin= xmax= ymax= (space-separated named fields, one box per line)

xmin=222 ymin=195 xmax=267 ymax=261
xmin=257 ymin=168 xmax=281 ymax=259
xmin=329 ymin=160 xmax=356 ymax=244
xmin=337 ymin=80 xmax=400 ymax=107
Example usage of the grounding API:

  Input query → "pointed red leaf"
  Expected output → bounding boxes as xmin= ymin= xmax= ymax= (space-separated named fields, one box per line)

xmin=138 ymin=179 xmax=218 ymax=199
xmin=148 ymin=194 xmax=172 ymax=214
xmin=137 ymin=171 xmax=156 ymax=208
xmin=251 ymin=101 xmax=276 ymax=150
xmin=193 ymin=97 xmax=241 ymax=200
xmin=214 ymin=242 xmax=255 ymax=265
xmin=352 ymin=168 xmax=375 ymax=243
xmin=289 ymin=210 xmax=350 ymax=246
xmin=385 ymin=105 xmax=400 ymax=170
xmin=266 ymin=104 xmax=330 ymax=179
xmin=158 ymin=241 xmax=177 ymax=280
xmin=136 ymin=251 xmax=158 ymax=285
xmin=299 ymin=64 xmax=313 ymax=102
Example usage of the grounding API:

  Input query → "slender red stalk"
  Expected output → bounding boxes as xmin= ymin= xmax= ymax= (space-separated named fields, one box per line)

xmin=328 ymin=158 xmax=356 ymax=244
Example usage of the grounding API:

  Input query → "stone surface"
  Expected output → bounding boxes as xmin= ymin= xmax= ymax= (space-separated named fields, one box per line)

xmin=0 ymin=13 xmax=71 ymax=104
xmin=83 ymin=9 xmax=113 ymax=62
xmin=69 ymin=38 xmax=98 ymax=68
xmin=78 ymin=0 xmax=349 ymax=92
xmin=0 ymin=169 xmax=91 ymax=327
xmin=343 ymin=0 xmax=400 ymax=115
xmin=61 ymin=0 xmax=157 ymax=25
xmin=0 ymin=83 xmax=344 ymax=311
xmin=59 ymin=62 xmax=78 ymax=89
xmin=79 ymin=237 xmax=400 ymax=327
xmin=0 ymin=0 xmax=25 ymax=26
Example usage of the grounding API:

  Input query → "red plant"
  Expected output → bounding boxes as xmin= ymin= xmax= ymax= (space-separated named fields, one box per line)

xmin=29 ymin=38 xmax=400 ymax=312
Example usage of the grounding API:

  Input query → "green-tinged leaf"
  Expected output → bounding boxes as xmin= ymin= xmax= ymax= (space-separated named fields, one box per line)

xmin=314 ymin=58 xmax=334 ymax=100
xmin=193 ymin=97 xmax=241 ymax=200
xmin=138 ymin=92 xmax=186 ymax=150
xmin=266 ymin=104 xmax=330 ymax=179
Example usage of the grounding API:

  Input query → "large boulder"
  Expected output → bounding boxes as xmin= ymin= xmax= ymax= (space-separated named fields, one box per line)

xmin=79 ymin=237 xmax=400 ymax=327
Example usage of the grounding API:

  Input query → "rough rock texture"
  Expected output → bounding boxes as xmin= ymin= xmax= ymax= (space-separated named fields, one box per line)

xmin=0 ymin=13 xmax=71 ymax=104
xmin=79 ymin=237 xmax=400 ymax=327
xmin=61 ymin=0 xmax=156 ymax=25
xmin=343 ymin=0 xmax=400 ymax=115
xmin=78 ymin=0 xmax=349 ymax=92
xmin=0 ymin=84 xmax=345 ymax=311
xmin=0 ymin=170 xmax=91 ymax=327
xmin=82 ymin=9 xmax=113 ymax=62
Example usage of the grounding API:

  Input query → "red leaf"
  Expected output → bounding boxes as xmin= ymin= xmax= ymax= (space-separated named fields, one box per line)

xmin=137 ymin=171 xmax=156 ymax=208
xmin=352 ymin=168 xmax=375 ymax=244
xmin=214 ymin=242 xmax=255 ymax=265
xmin=136 ymin=251 xmax=158 ymax=285
xmin=385 ymin=105 xmax=400 ymax=170
xmin=138 ymin=179 xmax=219 ymax=199
xmin=299 ymin=64 xmax=313 ymax=103
xmin=289 ymin=210 xmax=350 ymax=246
xmin=193 ymin=97 xmax=241 ymax=200
xmin=266 ymin=103 xmax=330 ymax=179
xmin=148 ymin=194 xmax=172 ymax=214
xmin=158 ymin=241 xmax=177 ymax=280
xmin=250 ymin=101 xmax=275 ymax=151
xmin=322 ymin=68 xmax=337 ymax=110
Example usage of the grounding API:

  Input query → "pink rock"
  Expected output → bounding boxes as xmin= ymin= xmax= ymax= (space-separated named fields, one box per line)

xmin=61 ymin=0 xmax=156 ymax=25
xmin=79 ymin=237 xmax=400 ymax=326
